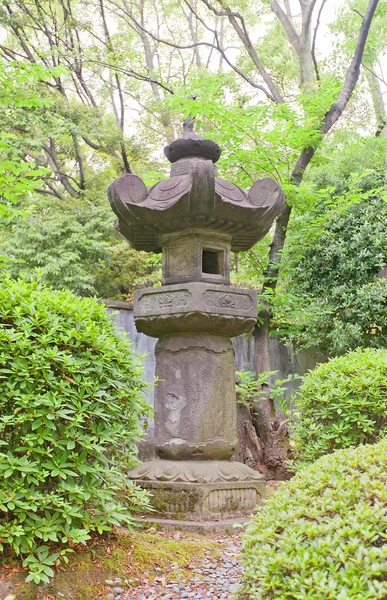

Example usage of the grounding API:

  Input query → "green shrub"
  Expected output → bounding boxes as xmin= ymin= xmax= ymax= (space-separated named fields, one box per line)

xmin=0 ymin=277 xmax=151 ymax=583
xmin=241 ymin=440 xmax=387 ymax=599
xmin=277 ymin=191 xmax=387 ymax=356
xmin=292 ymin=348 xmax=387 ymax=465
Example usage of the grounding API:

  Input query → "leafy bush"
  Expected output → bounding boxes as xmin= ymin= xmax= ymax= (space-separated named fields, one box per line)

xmin=0 ymin=194 xmax=161 ymax=299
xmin=277 ymin=194 xmax=387 ymax=355
xmin=0 ymin=277 xmax=151 ymax=583
xmin=236 ymin=370 xmax=299 ymax=415
xmin=292 ymin=348 xmax=387 ymax=465
xmin=241 ymin=439 xmax=387 ymax=600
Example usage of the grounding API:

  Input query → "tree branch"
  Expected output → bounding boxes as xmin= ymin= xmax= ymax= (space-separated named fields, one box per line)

xmin=83 ymin=59 xmax=175 ymax=94
xmin=199 ymin=0 xmax=284 ymax=102
xmin=70 ymin=130 xmax=86 ymax=190
xmin=311 ymin=0 xmax=327 ymax=82
xmin=299 ymin=0 xmax=319 ymax=85
xmin=270 ymin=0 xmax=301 ymax=57
xmin=43 ymin=139 xmax=79 ymax=196
xmin=100 ymin=0 xmax=131 ymax=172
xmin=362 ymin=62 xmax=387 ymax=87
xmin=265 ymin=0 xmax=380 ymax=285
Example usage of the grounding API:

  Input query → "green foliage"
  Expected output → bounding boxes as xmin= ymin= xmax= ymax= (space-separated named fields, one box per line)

xmin=292 ymin=348 xmax=387 ymax=465
xmin=167 ymin=72 xmax=342 ymax=187
xmin=274 ymin=137 xmax=387 ymax=354
xmin=241 ymin=439 xmax=387 ymax=599
xmin=0 ymin=277 xmax=151 ymax=583
xmin=277 ymin=192 xmax=387 ymax=354
xmin=236 ymin=370 xmax=299 ymax=415
xmin=230 ymin=238 xmax=271 ymax=290
xmin=0 ymin=61 xmax=53 ymax=221
xmin=93 ymin=241 xmax=161 ymax=301
xmin=0 ymin=195 xmax=161 ymax=299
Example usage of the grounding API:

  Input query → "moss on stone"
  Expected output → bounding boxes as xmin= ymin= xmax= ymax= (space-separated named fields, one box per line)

xmin=149 ymin=487 xmax=201 ymax=515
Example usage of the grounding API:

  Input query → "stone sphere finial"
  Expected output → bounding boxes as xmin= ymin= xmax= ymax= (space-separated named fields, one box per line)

xmin=164 ymin=116 xmax=222 ymax=164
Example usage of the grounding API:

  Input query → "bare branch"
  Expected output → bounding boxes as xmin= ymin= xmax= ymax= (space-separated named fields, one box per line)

xmin=362 ymin=62 xmax=387 ymax=87
xmin=270 ymin=0 xmax=301 ymax=57
xmin=363 ymin=63 xmax=387 ymax=136
xmin=180 ymin=0 xmax=202 ymax=67
xmin=299 ymin=0 xmax=319 ymax=85
xmin=83 ymin=58 xmax=175 ymax=95
xmin=100 ymin=0 xmax=131 ymax=172
xmin=34 ymin=187 xmax=63 ymax=199
xmin=70 ymin=130 xmax=86 ymax=190
xmin=351 ymin=7 xmax=365 ymax=19
xmin=311 ymin=0 xmax=328 ymax=82
xmin=43 ymin=139 xmax=79 ymax=196
xmin=199 ymin=0 xmax=285 ymax=102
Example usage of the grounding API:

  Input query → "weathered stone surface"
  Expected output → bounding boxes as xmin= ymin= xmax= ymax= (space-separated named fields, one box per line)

xmin=154 ymin=334 xmax=238 ymax=460
xmin=128 ymin=460 xmax=265 ymax=519
xmin=137 ymin=516 xmax=250 ymax=535
xmin=134 ymin=282 xmax=257 ymax=338
xmin=164 ymin=117 xmax=222 ymax=164
xmin=108 ymin=124 xmax=285 ymax=253
xmin=161 ymin=230 xmax=231 ymax=286
xmin=128 ymin=459 xmax=265 ymax=483
xmin=107 ymin=121 xmax=284 ymax=521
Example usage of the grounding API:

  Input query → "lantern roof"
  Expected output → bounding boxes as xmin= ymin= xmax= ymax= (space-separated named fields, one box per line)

xmin=108 ymin=119 xmax=285 ymax=252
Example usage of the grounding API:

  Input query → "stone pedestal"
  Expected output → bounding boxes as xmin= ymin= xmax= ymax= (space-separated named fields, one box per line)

xmin=128 ymin=460 xmax=265 ymax=520
xmin=127 ymin=280 xmax=265 ymax=522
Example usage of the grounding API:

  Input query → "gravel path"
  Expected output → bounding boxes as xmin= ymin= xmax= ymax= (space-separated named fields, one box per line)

xmin=104 ymin=535 xmax=243 ymax=600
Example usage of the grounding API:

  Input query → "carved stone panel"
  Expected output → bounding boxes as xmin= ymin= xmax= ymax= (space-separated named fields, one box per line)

xmin=202 ymin=290 xmax=254 ymax=312
xmin=164 ymin=242 xmax=196 ymax=283
xmin=137 ymin=289 xmax=192 ymax=314
xmin=128 ymin=459 xmax=265 ymax=484
xmin=134 ymin=282 xmax=257 ymax=337
xmin=202 ymin=487 xmax=259 ymax=513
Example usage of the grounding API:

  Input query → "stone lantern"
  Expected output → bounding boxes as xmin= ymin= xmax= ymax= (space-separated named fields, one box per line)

xmin=108 ymin=119 xmax=285 ymax=523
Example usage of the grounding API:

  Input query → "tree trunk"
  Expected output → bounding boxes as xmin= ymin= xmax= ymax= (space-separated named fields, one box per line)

xmin=252 ymin=0 xmax=380 ymax=479
xmin=365 ymin=66 xmax=387 ymax=137
xmin=235 ymin=402 xmax=264 ymax=472
xmin=253 ymin=315 xmax=290 ymax=480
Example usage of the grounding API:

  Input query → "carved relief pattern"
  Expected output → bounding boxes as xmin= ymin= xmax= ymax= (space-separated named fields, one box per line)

xmin=156 ymin=437 xmax=236 ymax=461
xmin=158 ymin=491 xmax=198 ymax=515
xmin=168 ymin=248 xmax=191 ymax=274
xmin=215 ymin=177 xmax=247 ymax=203
xmin=203 ymin=291 xmax=253 ymax=311
xmin=152 ymin=487 xmax=261 ymax=515
xmin=138 ymin=290 xmax=192 ymax=312
xmin=148 ymin=175 xmax=190 ymax=203
xmin=203 ymin=488 xmax=259 ymax=513
xmin=128 ymin=459 xmax=265 ymax=484
xmin=219 ymin=294 xmax=236 ymax=308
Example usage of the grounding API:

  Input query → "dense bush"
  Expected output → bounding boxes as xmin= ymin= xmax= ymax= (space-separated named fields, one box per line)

xmin=277 ymin=195 xmax=387 ymax=355
xmin=241 ymin=440 xmax=387 ymax=599
xmin=0 ymin=194 xmax=161 ymax=299
xmin=0 ymin=277 xmax=151 ymax=583
xmin=292 ymin=348 xmax=387 ymax=465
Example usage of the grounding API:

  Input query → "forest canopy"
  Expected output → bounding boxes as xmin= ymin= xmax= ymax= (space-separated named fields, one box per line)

xmin=0 ymin=0 xmax=385 ymax=319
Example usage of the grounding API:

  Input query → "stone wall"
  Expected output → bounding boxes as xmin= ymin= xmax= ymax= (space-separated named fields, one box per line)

xmin=105 ymin=300 xmax=324 ymax=459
